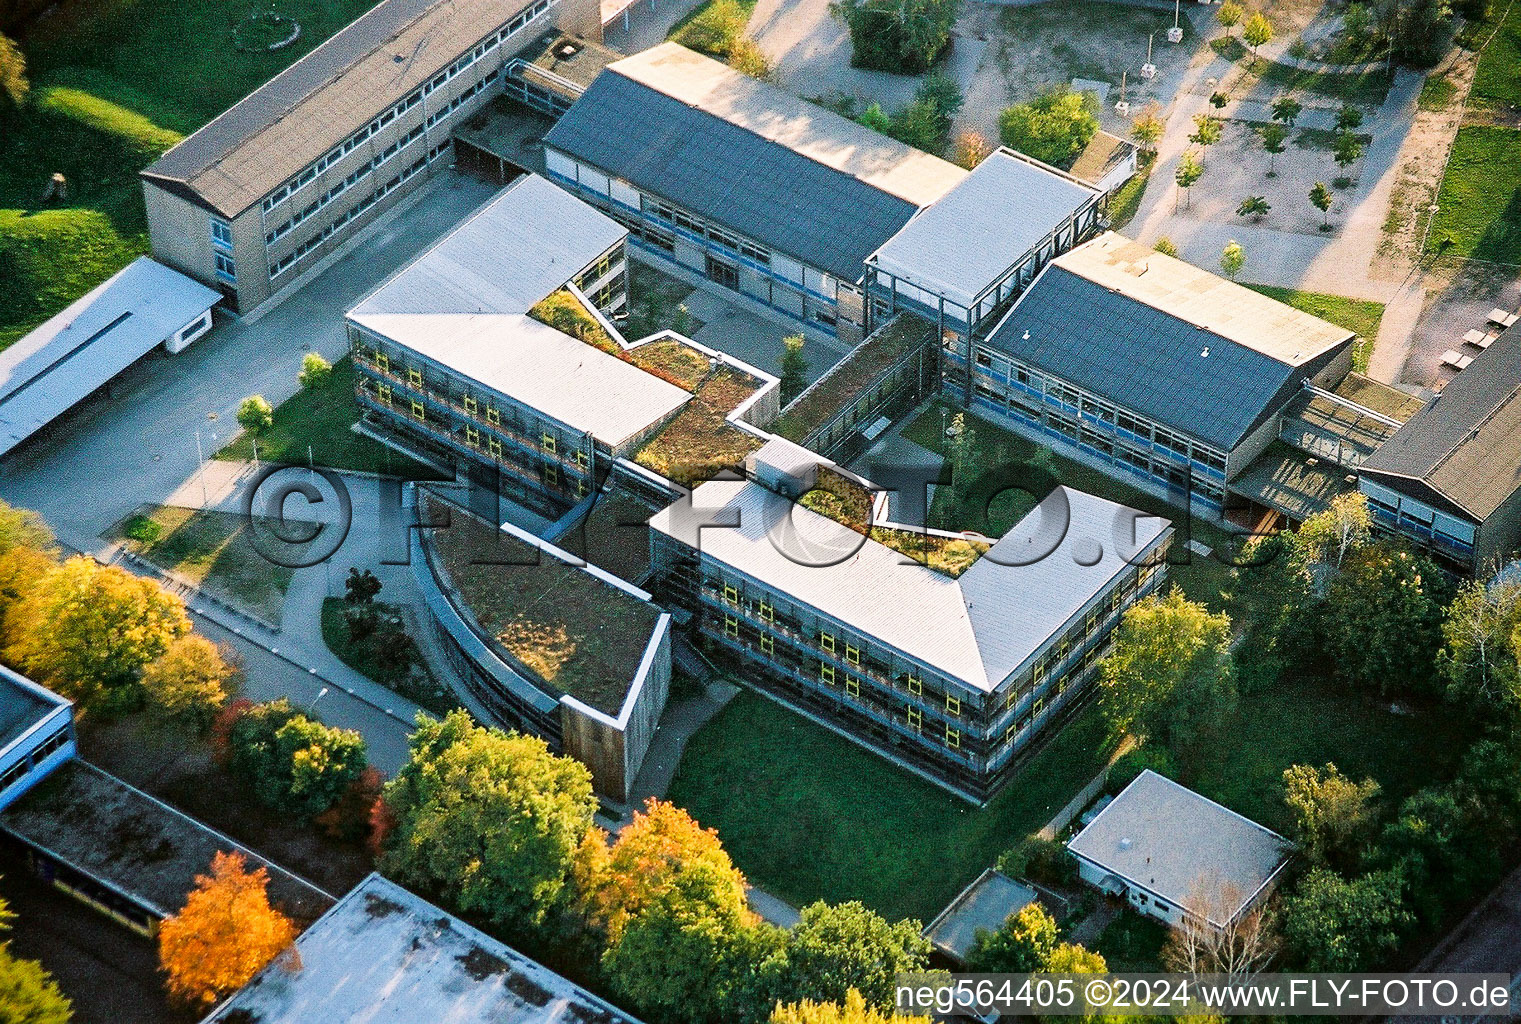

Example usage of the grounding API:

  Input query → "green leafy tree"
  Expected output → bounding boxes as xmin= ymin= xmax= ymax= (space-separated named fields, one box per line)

xmin=1336 ymin=104 xmax=1365 ymax=132
xmin=1099 ymin=589 xmax=1237 ymax=757
xmin=1333 ymin=131 xmax=1365 ymax=173
xmin=227 ymin=700 xmax=368 ymax=817
xmin=1188 ymin=113 xmax=1222 ymax=165
xmin=1296 ymin=491 xmax=1371 ymax=568
xmin=0 ymin=892 xmax=70 ymax=1023
xmin=1152 ymin=237 xmax=1180 ymax=257
xmin=1130 ymin=104 xmax=1164 ymax=153
xmin=1282 ymin=762 xmax=1380 ymax=870
xmin=965 ymin=902 xmax=1058 ymax=973
xmin=1439 ymin=577 xmax=1521 ymax=716
xmin=141 ymin=634 xmax=239 ymax=728
xmin=1259 ymin=122 xmax=1287 ymax=175
xmin=0 ymin=33 xmax=27 ymax=106
xmin=1270 ymin=94 xmax=1303 ymax=128
xmin=1319 ymin=544 xmax=1449 ymax=698
xmin=1372 ymin=786 xmax=1496 ymax=920
xmin=1309 ymin=181 xmax=1333 ymax=228
xmin=999 ymin=88 xmax=1099 ymax=168
xmin=1220 ymin=240 xmax=1246 ymax=280
xmin=1216 ymin=0 xmax=1245 ymax=36
xmin=1174 ymin=150 xmax=1203 ymax=210
xmin=1282 ymin=868 xmax=1412 ymax=970
xmin=778 ymin=901 xmax=931 ymax=1010
xmin=344 ymin=567 xmax=382 ymax=604
xmin=5 ymin=556 xmax=190 ymax=713
xmin=381 ymin=711 xmax=598 ymax=930
xmin=1242 ymin=12 xmax=1273 ymax=59
xmin=830 ymin=0 xmax=961 ymax=73
xmin=298 ymin=352 xmax=332 ymax=389
xmin=1237 ymin=196 xmax=1271 ymax=221
xmin=237 ymin=395 xmax=273 ymax=436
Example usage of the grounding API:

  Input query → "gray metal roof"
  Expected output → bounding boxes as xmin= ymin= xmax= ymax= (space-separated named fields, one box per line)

xmin=1362 ymin=329 xmax=1521 ymax=521
xmin=986 ymin=235 xmax=1354 ymax=450
xmin=648 ymin=480 xmax=1170 ymax=692
xmin=0 ymin=257 xmax=219 ymax=459
xmin=144 ymin=0 xmax=541 ymax=216
xmin=544 ymin=44 xmax=965 ymax=281
xmin=0 ymin=666 xmax=68 ymax=754
xmin=870 ymin=150 xmax=1101 ymax=309
xmin=202 ymin=874 xmax=643 ymax=1024
xmin=1067 ymin=770 xmax=1290 ymax=926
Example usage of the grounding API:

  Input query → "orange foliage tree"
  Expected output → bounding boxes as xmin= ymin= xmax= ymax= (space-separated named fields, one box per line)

xmin=158 ymin=851 xmax=297 ymax=1006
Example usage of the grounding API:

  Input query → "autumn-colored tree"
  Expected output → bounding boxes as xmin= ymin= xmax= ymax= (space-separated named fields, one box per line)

xmin=5 ymin=556 xmax=189 ymax=713
xmin=313 ymin=765 xmax=386 ymax=842
xmin=952 ymin=129 xmax=992 ymax=169
xmin=1130 ymin=104 xmax=1165 ymax=154
xmin=966 ymin=902 xmax=1058 ymax=973
xmin=0 ymin=33 xmax=28 ymax=107
xmin=771 ymin=988 xmax=931 ymax=1024
xmin=140 ymin=634 xmax=239 ymax=727
xmin=158 ymin=851 xmax=297 ymax=1007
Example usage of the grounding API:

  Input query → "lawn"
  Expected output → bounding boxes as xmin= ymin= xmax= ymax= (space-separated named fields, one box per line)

xmin=319 ymin=598 xmax=457 ymax=716
xmin=774 ymin=313 xmax=931 ymax=442
xmin=1469 ymin=0 xmax=1521 ymax=108
xmin=1243 ymin=285 xmax=1386 ymax=371
xmin=1426 ymin=125 xmax=1521 ymax=264
xmin=1105 ymin=169 xmax=1151 ymax=231
xmin=113 ymin=505 xmax=296 ymax=624
xmin=215 ymin=356 xmax=442 ymax=477
xmin=622 ymin=260 xmax=704 ymax=343
xmin=1248 ymin=60 xmax=1393 ymax=105
xmin=667 ymin=690 xmax=1115 ymax=922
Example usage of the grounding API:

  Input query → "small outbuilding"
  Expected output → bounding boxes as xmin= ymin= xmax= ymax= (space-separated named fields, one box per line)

xmin=922 ymin=868 xmax=1040 ymax=965
xmin=1066 ymin=769 xmax=1291 ymax=930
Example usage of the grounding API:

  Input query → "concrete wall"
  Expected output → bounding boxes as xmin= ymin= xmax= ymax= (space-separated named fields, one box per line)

xmin=560 ymin=616 xmax=671 ymax=803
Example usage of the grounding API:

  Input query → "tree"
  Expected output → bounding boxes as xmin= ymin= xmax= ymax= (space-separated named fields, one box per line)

xmin=1319 ymin=545 xmax=1449 ymax=698
xmin=1152 ymin=237 xmax=1180 ymax=257
xmin=1309 ymin=181 xmax=1333 ymax=228
xmin=999 ymin=88 xmax=1099 ymax=168
xmin=1220 ymin=240 xmax=1246 ymax=280
xmin=1259 ymin=122 xmax=1287 ymax=175
xmin=344 ymin=567 xmax=382 ymax=604
xmin=5 ymin=556 xmax=189 ymax=713
xmin=1282 ymin=762 xmax=1381 ymax=869
xmin=772 ymin=989 xmax=930 ymax=1024
xmin=0 ymin=945 xmax=72 ymax=1023
xmin=1440 ymin=577 xmax=1521 ymax=715
xmin=0 ymin=33 xmax=26 ymax=107
xmin=1373 ymin=786 xmax=1495 ymax=919
xmin=1336 ymin=104 xmax=1365 ymax=133
xmin=1162 ymin=879 xmax=1277 ymax=980
xmin=1188 ymin=114 xmax=1222 ymax=165
xmin=297 ymin=352 xmax=332 ymax=389
xmin=952 ymin=129 xmax=992 ymax=169
xmin=1040 ymin=942 xmax=1106 ymax=973
xmin=1242 ymin=12 xmax=1273 ymax=60
xmin=830 ymin=0 xmax=961 ymax=74
xmin=1174 ymin=151 xmax=1203 ymax=211
xmin=0 ymin=499 xmax=54 ymax=559
xmin=1333 ymin=131 xmax=1365 ymax=173
xmin=781 ymin=333 xmax=810 ymax=405
xmin=1237 ymin=196 xmax=1271 ymax=222
xmin=237 ymin=395 xmax=273 ymax=436
xmin=227 ymin=699 xmax=368 ymax=817
xmin=1130 ymin=104 xmax=1164 ymax=154
xmin=965 ymin=902 xmax=1058 ymax=973
xmin=780 ymin=901 xmax=931 ymax=1010
xmin=382 ymin=711 xmax=598 ymax=930
xmin=1296 ymin=491 xmax=1372 ymax=569
xmin=1270 ymin=94 xmax=1303 ymax=128
xmin=1099 ymin=589 xmax=1237 ymax=755
xmin=948 ymin=412 xmax=977 ymax=487
xmin=158 ymin=851 xmax=297 ymax=1007
xmin=1280 ymin=868 xmax=1411 ymax=971
xmin=140 ymin=634 xmax=238 ymax=727
xmin=1216 ymin=0 xmax=1244 ymax=36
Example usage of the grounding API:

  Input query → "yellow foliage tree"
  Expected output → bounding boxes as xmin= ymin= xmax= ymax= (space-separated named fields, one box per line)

xmin=158 ymin=851 xmax=297 ymax=1007
xmin=141 ymin=634 xmax=239 ymax=726
xmin=771 ymin=988 xmax=930 ymax=1023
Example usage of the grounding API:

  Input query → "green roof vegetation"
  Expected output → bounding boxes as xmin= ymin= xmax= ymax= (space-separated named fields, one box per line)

xmin=427 ymin=499 xmax=661 ymax=717
xmin=634 ymin=367 xmax=766 ymax=486
xmin=774 ymin=313 xmax=932 ymax=442
xmin=626 ymin=339 xmax=714 ymax=391
xmin=798 ymin=466 xmax=988 ymax=578
xmin=528 ymin=289 xmax=619 ymax=354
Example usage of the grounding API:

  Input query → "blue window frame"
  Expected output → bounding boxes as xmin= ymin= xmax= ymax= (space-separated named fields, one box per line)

xmin=210 ymin=217 xmax=234 ymax=252
xmin=214 ymin=252 xmax=237 ymax=284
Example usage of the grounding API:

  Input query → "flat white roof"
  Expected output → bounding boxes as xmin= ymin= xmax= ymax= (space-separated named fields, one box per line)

xmin=0 ymin=257 xmax=219 ymax=457
xmin=349 ymin=311 xmax=690 ymax=448
xmin=870 ymin=150 xmax=1101 ymax=310
xmin=648 ymin=481 xmax=1170 ymax=692
xmin=1067 ymin=770 xmax=1291 ymax=925
xmin=201 ymin=873 xmax=643 ymax=1024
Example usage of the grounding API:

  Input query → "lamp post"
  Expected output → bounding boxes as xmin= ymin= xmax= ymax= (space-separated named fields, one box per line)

xmin=308 ymin=686 xmax=330 ymax=715
xmin=1142 ymin=32 xmax=1158 ymax=79
xmin=1169 ymin=0 xmax=1184 ymax=42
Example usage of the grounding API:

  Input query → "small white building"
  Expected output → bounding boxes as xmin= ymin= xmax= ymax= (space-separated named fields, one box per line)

xmin=0 ymin=257 xmax=219 ymax=458
xmin=1066 ymin=769 xmax=1291 ymax=929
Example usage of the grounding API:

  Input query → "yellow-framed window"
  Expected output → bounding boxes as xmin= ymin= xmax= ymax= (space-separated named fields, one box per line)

xmin=1005 ymin=688 xmax=1017 ymax=710
xmin=464 ymin=395 xmax=478 ymax=416
xmin=907 ymin=674 xmax=922 ymax=696
xmin=574 ymin=449 xmax=589 ymax=468
xmin=465 ymin=425 xmax=480 ymax=447
xmin=759 ymin=599 xmax=774 ymax=623
xmin=820 ymin=631 xmax=835 ymax=654
xmin=723 ymin=584 xmax=739 ymax=605
xmin=377 ymin=383 xmax=392 ymax=406
xmin=408 ymin=368 xmax=423 ymax=388
xmin=946 ymin=725 xmax=961 ymax=749
xmin=488 ymin=438 xmax=503 ymax=459
xmin=376 ymin=352 xmax=389 ymax=373
xmin=1033 ymin=696 xmax=1046 ymax=716
xmin=544 ymin=464 xmax=559 ymax=486
xmin=724 ymin=614 xmax=739 ymax=638
xmin=759 ymin=633 xmax=774 ymax=656
xmin=845 ymin=644 xmax=860 ymax=667
xmin=945 ymin=693 xmax=961 ymax=716
xmin=1005 ymin=723 xmax=1017 ymax=744
xmin=541 ymin=432 xmax=557 ymax=454
xmin=820 ymin=662 xmax=835 ymax=685
xmin=845 ymin=677 xmax=860 ymax=698
xmin=907 ymin=707 xmax=922 ymax=732
xmin=410 ymin=399 xmax=425 ymax=422
xmin=487 ymin=406 xmax=501 ymax=426
xmin=577 ymin=479 xmax=588 ymax=497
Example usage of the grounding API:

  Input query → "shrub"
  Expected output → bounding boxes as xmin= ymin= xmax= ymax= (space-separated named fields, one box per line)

xmin=832 ymin=0 xmax=960 ymax=73
xmin=727 ymin=37 xmax=773 ymax=80
xmin=999 ymin=88 xmax=1098 ymax=168
xmin=226 ymin=699 xmax=368 ymax=817
xmin=671 ymin=0 xmax=750 ymax=57
xmin=1106 ymin=744 xmax=1178 ymax=793
xmin=997 ymin=836 xmax=1076 ymax=886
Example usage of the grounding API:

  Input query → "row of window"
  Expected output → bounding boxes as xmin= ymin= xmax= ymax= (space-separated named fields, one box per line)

xmin=266 ymin=124 xmax=425 ymax=245
xmin=260 ymin=0 xmax=554 ymax=214
xmin=0 ymin=727 xmax=69 ymax=794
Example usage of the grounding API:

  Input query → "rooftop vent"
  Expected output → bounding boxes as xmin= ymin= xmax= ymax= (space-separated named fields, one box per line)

xmin=1200 ymin=346 xmax=1210 ymax=358
xmin=556 ymin=39 xmax=583 ymax=60
xmin=1119 ymin=838 xmax=1133 ymax=851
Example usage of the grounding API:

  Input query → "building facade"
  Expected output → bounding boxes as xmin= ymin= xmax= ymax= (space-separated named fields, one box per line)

xmin=0 ymin=667 xmax=75 ymax=813
xmin=141 ymin=0 xmax=601 ymax=314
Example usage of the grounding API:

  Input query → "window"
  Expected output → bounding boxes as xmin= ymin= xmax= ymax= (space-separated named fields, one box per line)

xmin=820 ymin=631 xmax=835 ymax=654
xmin=759 ymin=633 xmax=774 ymax=656
xmin=488 ymin=438 xmax=503 ymax=459
xmin=377 ymin=383 xmax=392 ymax=406
xmin=375 ymin=352 xmax=389 ymax=373
xmin=410 ymin=399 xmax=425 ymax=422
xmin=574 ymin=450 xmax=589 ymax=469
xmin=758 ymin=599 xmax=774 ymax=624
xmin=945 ymin=694 xmax=961 ymax=716
xmin=724 ymin=614 xmax=739 ymax=638
xmin=908 ymin=707 xmax=922 ymax=732
xmin=214 ymin=252 xmax=237 ymax=284
xmin=820 ymin=662 xmax=835 ymax=685
xmin=845 ymin=644 xmax=860 ymax=667
xmin=464 ymin=396 xmax=478 ymax=416
xmin=723 ymin=584 xmax=739 ymax=605
xmin=541 ymin=432 xmax=557 ymax=454
xmin=946 ymin=726 xmax=961 ymax=749
xmin=907 ymin=674 xmax=922 ymax=696
xmin=408 ymin=368 xmax=423 ymax=388
xmin=845 ymin=677 xmax=860 ymax=698
xmin=465 ymin=425 xmax=480 ymax=447
xmin=210 ymin=217 xmax=234 ymax=251
xmin=486 ymin=406 xmax=501 ymax=426
xmin=544 ymin=464 xmax=559 ymax=486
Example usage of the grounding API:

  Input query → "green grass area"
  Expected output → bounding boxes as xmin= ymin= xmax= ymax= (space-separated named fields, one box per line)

xmin=114 ymin=505 xmax=295 ymax=623
xmin=0 ymin=208 xmax=147 ymax=346
xmin=1243 ymin=284 xmax=1386 ymax=371
xmin=215 ymin=357 xmax=441 ymax=477
xmin=319 ymin=598 xmax=457 ymax=716
xmin=667 ymin=690 xmax=1115 ymax=921
xmin=622 ymin=261 xmax=704 ymax=342
xmin=1417 ymin=69 xmax=1459 ymax=111
xmin=1105 ymin=169 xmax=1151 ymax=231
xmin=900 ymin=401 xmax=1235 ymax=611
xmin=667 ymin=0 xmax=759 ymax=57
xmin=1427 ymin=125 xmax=1521 ymax=264
xmin=1470 ymin=0 xmax=1521 ymax=107
xmin=1250 ymin=60 xmax=1393 ymax=105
